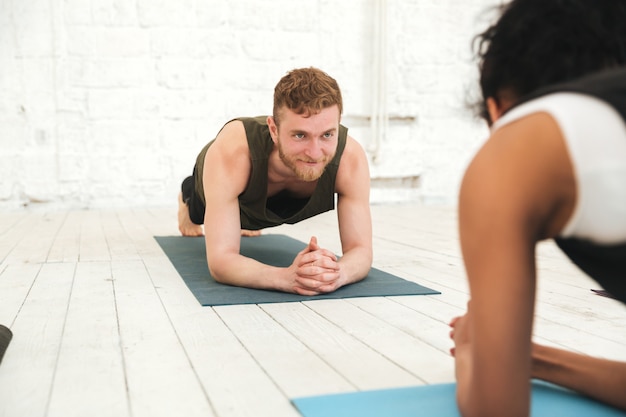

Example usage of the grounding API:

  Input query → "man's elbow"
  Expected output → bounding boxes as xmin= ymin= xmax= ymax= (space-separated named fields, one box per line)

xmin=361 ymin=246 xmax=373 ymax=271
xmin=366 ymin=248 xmax=373 ymax=267
xmin=207 ymin=262 xmax=231 ymax=285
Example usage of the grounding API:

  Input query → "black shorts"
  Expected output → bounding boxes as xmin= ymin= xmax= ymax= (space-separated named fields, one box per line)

xmin=181 ymin=167 xmax=205 ymax=225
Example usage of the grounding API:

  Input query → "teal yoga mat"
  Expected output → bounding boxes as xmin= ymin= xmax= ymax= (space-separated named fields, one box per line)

xmin=155 ymin=234 xmax=439 ymax=306
xmin=291 ymin=380 xmax=626 ymax=417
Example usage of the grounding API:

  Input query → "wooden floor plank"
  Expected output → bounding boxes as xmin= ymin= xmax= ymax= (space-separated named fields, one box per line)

xmin=3 ymin=212 xmax=66 ymax=264
xmin=47 ymin=261 xmax=129 ymax=417
xmin=101 ymin=212 xmax=141 ymax=261
xmin=305 ymin=299 xmax=455 ymax=385
xmin=0 ymin=263 xmax=75 ymax=417
xmin=47 ymin=211 xmax=82 ymax=263
xmin=0 ymin=211 xmax=29 ymax=235
xmin=214 ymin=304 xmax=355 ymax=398
xmin=346 ymin=296 xmax=457 ymax=355
xmin=0 ymin=263 xmax=42 ymax=326
xmin=112 ymin=260 xmax=214 ymax=417
xmin=0 ymin=212 xmax=34 ymax=263
xmin=260 ymin=302 xmax=421 ymax=391
xmin=78 ymin=211 xmax=111 ymax=262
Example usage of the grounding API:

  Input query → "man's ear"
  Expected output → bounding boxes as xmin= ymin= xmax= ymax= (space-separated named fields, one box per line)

xmin=267 ymin=116 xmax=278 ymax=143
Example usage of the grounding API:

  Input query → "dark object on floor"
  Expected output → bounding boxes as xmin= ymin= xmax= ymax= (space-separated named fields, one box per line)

xmin=0 ymin=324 xmax=12 ymax=365
xmin=591 ymin=289 xmax=618 ymax=299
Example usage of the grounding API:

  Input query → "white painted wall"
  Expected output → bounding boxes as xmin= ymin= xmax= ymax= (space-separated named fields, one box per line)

xmin=0 ymin=0 xmax=499 ymax=210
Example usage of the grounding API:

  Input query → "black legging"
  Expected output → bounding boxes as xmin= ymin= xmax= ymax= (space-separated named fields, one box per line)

xmin=181 ymin=167 xmax=205 ymax=225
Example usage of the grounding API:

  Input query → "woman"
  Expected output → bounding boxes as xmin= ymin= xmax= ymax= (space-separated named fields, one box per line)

xmin=450 ymin=1 xmax=626 ymax=416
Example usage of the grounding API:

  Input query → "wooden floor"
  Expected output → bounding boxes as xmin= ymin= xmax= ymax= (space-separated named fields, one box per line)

xmin=0 ymin=204 xmax=624 ymax=417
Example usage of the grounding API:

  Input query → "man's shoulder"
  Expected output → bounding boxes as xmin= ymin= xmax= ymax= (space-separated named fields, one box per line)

xmin=334 ymin=135 xmax=370 ymax=195
xmin=234 ymin=116 xmax=270 ymax=131
xmin=230 ymin=117 xmax=271 ymax=143
xmin=210 ymin=120 xmax=251 ymax=156
xmin=237 ymin=115 xmax=269 ymax=123
xmin=338 ymin=135 xmax=367 ymax=163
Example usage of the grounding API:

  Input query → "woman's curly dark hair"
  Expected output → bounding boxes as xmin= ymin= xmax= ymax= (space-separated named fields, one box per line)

xmin=473 ymin=0 xmax=626 ymax=123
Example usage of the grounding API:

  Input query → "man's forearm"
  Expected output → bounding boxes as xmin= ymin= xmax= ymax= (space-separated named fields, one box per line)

xmin=532 ymin=343 xmax=626 ymax=410
xmin=209 ymin=253 xmax=293 ymax=293
xmin=337 ymin=246 xmax=372 ymax=285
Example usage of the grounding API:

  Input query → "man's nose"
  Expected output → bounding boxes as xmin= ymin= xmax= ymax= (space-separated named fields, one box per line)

xmin=304 ymin=139 xmax=324 ymax=159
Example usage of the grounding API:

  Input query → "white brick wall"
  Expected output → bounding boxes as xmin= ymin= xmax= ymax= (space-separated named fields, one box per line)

xmin=0 ymin=0 xmax=499 ymax=209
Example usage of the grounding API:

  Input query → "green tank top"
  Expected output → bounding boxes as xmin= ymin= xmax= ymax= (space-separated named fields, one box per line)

xmin=195 ymin=116 xmax=348 ymax=230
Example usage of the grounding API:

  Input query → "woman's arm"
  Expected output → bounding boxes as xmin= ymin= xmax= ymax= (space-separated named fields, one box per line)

xmin=532 ymin=343 xmax=626 ymax=410
xmin=454 ymin=112 xmax=577 ymax=417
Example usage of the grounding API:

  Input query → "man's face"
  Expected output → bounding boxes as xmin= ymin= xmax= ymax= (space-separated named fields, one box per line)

xmin=272 ymin=105 xmax=340 ymax=182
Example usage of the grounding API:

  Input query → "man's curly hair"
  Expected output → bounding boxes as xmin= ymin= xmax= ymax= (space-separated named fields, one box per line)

xmin=273 ymin=67 xmax=343 ymax=127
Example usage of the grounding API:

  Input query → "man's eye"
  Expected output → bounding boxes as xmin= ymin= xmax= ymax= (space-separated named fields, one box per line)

xmin=323 ymin=132 xmax=333 ymax=139
xmin=295 ymin=133 xmax=305 ymax=139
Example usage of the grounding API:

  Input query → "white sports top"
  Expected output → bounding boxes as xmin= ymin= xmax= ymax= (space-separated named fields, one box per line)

xmin=492 ymin=92 xmax=626 ymax=244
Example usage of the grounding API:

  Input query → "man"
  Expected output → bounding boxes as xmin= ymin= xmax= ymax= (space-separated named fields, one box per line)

xmin=178 ymin=67 xmax=372 ymax=296
xmin=449 ymin=1 xmax=626 ymax=416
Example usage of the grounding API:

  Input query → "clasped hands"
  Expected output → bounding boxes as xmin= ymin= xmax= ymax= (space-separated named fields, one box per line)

xmin=291 ymin=236 xmax=343 ymax=295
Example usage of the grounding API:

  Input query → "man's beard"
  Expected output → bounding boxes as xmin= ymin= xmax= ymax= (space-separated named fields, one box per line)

xmin=277 ymin=142 xmax=334 ymax=182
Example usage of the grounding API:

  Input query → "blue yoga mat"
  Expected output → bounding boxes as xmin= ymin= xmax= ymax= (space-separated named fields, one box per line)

xmin=155 ymin=234 xmax=440 ymax=306
xmin=291 ymin=380 xmax=626 ymax=417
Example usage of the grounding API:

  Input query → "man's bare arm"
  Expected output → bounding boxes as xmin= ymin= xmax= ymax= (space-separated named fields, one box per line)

xmin=201 ymin=121 xmax=294 ymax=292
xmin=333 ymin=136 xmax=373 ymax=287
